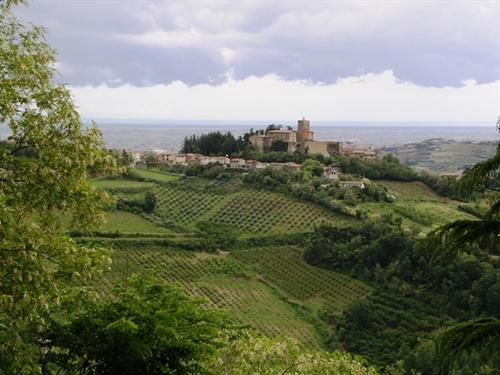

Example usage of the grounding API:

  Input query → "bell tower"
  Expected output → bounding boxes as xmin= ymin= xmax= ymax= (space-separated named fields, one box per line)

xmin=297 ymin=117 xmax=311 ymax=142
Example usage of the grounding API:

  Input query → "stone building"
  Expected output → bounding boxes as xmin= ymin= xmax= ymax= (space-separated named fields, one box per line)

xmin=250 ymin=118 xmax=375 ymax=159
xmin=249 ymin=118 xmax=319 ymax=153
xmin=249 ymin=130 xmax=297 ymax=153
xmin=286 ymin=118 xmax=344 ymax=157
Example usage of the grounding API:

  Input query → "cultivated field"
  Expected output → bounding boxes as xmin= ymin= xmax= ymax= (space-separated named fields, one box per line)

xmin=85 ymin=171 xmax=476 ymax=350
xmin=152 ymin=183 xmax=350 ymax=234
xmin=130 ymin=168 xmax=180 ymax=182
xmin=96 ymin=243 xmax=337 ymax=349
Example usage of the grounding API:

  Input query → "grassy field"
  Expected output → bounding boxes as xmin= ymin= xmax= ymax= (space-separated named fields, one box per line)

xmin=99 ymin=211 xmax=174 ymax=234
xmin=131 ymin=167 xmax=180 ymax=182
xmin=363 ymin=180 xmax=477 ymax=234
xmin=91 ymin=178 xmax=156 ymax=189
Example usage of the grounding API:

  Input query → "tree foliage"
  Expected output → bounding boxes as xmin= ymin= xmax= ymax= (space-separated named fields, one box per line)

xmin=423 ymin=119 xmax=500 ymax=262
xmin=181 ymin=131 xmax=247 ymax=156
xmin=336 ymin=292 xmax=438 ymax=369
xmin=40 ymin=274 xmax=233 ymax=375
xmin=269 ymin=139 xmax=288 ymax=152
xmin=143 ymin=190 xmax=157 ymax=213
xmin=304 ymin=221 xmax=412 ymax=277
xmin=436 ymin=317 xmax=500 ymax=369
xmin=0 ymin=0 xmax=120 ymax=361
xmin=422 ymin=118 xmax=500 ymax=368
xmin=337 ymin=154 xmax=418 ymax=181
xmin=207 ymin=330 xmax=379 ymax=375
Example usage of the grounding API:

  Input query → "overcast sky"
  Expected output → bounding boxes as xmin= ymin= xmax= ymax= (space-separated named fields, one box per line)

xmin=14 ymin=0 xmax=500 ymax=123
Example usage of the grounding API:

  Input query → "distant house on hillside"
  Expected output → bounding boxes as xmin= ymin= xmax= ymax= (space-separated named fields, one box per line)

xmin=438 ymin=172 xmax=460 ymax=179
xmin=245 ymin=160 xmax=258 ymax=170
xmin=339 ymin=181 xmax=365 ymax=189
xmin=200 ymin=156 xmax=230 ymax=166
xmin=270 ymin=162 xmax=284 ymax=171
xmin=343 ymin=148 xmax=377 ymax=160
xmin=324 ymin=167 xmax=339 ymax=180
xmin=230 ymin=158 xmax=246 ymax=169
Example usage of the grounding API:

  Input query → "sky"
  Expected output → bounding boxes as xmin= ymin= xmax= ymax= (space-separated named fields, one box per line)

xmin=13 ymin=0 xmax=500 ymax=123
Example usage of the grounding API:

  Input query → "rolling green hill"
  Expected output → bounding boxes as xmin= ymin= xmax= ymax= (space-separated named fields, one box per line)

xmin=85 ymin=170 xmax=479 ymax=360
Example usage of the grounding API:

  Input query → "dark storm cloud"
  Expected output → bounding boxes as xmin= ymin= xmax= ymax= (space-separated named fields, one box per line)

xmin=14 ymin=1 xmax=499 ymax=88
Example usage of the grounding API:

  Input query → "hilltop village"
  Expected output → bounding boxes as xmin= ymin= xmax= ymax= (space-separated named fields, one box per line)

xmin=126 ymin=119 xmax=377 ymax=179
xmin=249 ymin=118 xmax=376 ymax=158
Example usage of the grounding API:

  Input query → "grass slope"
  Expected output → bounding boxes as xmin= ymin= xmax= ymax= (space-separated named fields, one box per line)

xmin=100 ymin=211 xmax=174 ymax=235
xmin=130 ymin=167 xmax=180 ymax=182
xmin=363 ymin=181 xmax=476 ymax=235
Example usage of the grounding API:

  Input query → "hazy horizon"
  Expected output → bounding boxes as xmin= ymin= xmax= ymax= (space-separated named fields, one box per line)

xmin=84 ymin=119 xmax=495 ymax=128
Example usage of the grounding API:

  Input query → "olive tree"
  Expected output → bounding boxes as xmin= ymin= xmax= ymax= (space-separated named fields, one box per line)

xmin=0 ymin=0 xmax=120 ymax=362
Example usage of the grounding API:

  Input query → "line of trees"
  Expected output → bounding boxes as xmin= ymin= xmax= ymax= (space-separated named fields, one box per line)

xmin=180 ymin=131 xmax=251 ymax=155
xmin=180 ymin=124 xmax=292 ymax=157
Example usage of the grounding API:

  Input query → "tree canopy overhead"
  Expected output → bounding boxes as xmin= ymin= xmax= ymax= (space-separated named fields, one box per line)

xmin=0 ymin=0 xmax=120 ymax=360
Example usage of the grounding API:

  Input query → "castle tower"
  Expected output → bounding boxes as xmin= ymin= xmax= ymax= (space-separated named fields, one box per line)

xmin=297 ymin=117 xmax=312 ymax=142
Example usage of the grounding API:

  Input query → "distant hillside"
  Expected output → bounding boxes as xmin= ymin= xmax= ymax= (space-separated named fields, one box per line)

xmin=383 ymin=139 xmax=497 ymax=173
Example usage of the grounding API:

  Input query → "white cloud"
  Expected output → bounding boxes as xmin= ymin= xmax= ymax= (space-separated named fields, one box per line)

xmin=462 ymin=79 xmax=478 ymax=87
xmin=71 ymin=71 xmax=499 ymax=122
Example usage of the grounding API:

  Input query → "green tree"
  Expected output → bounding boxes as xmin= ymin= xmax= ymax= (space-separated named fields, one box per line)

xmin=269 ymin=139 xmax=288 ymax=152
xmin=264 ymin=123 xmax=283 ymax=134
xmin=424 ymin=117 xmax=500 ymax=368
xmin=301 ymin=158 xmax=323 ymax=181
xmin=0 ymin=0 xmax=120 ymax=363
xmin=424 ymin=117 xmax=500 ymax=261
xmin=143 ymin=191 xmax=157 ymax=213
xmin=207 ymin=330 xmax=378 ymax=375
xmin=40 ymin=274 xmax=233 ymax=375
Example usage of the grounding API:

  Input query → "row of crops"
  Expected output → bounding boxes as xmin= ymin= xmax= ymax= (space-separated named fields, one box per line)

xmin=94 ymin=243 xmax=371 ymax=347
xmin=153 ymin=185 xmax=225 ymax=225
xmin=152 ymin=184 xmax=348 ymax=234
xmin=87 ymin=176 xmax=374 ymax=351
xmin=231 ymin=246 xmax=372 ymax=313
xmin=97 ymin=244 xmax=323 ymax=349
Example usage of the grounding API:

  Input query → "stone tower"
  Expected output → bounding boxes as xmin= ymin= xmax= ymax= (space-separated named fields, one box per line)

xmin=297 ymin=117 xmax=312 ymax=142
